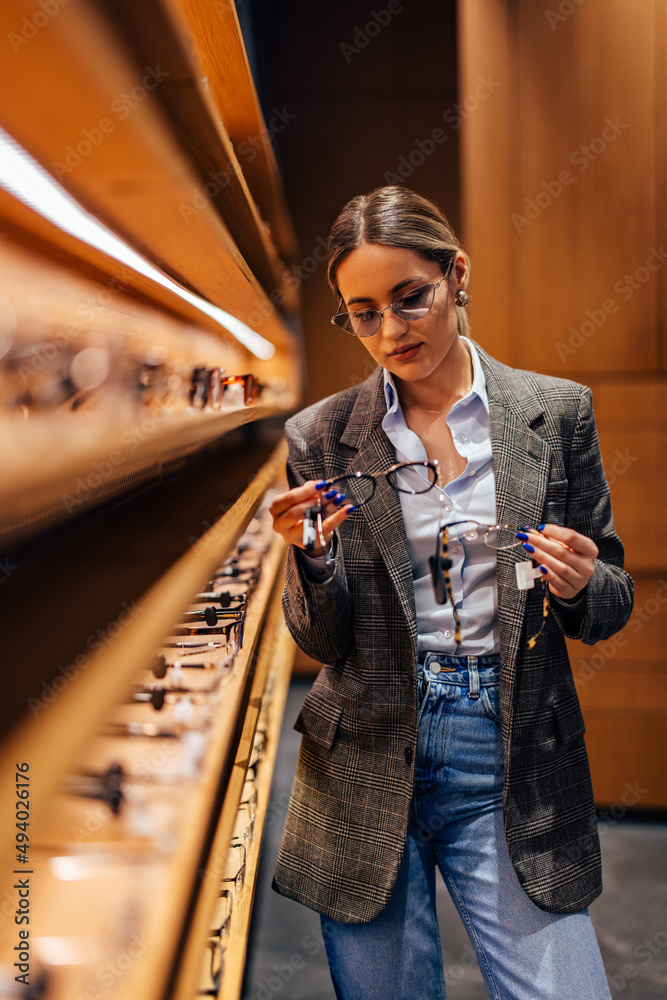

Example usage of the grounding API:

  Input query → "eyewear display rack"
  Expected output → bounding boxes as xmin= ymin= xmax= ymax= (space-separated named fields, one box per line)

xmin=0 ymin=2 xmax=301 ymax=998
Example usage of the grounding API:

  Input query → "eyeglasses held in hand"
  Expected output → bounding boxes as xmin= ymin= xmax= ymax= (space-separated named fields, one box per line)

xmin=313 ymin=460 xmax=439 ymax=510
xmin=331 ymin=259 xmax=454 ymax=337
xmin=428 ymin=520 xmax=549 ymax=649
xmin=302 ymin=461 xmax=439 ymax=567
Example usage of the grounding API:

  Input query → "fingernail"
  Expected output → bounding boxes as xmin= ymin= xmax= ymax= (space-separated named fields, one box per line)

xmin=315 ymin=480 xmax=327 ymax=490
xmin=324 ymin=489 xmax=337 ymax=499
xmin=538 ymin=524 xmax=545 ymax=531
xmin=334 ymin=493 xmax=346 ymax=505
xmin=539 ymin=565 xmax=548 ymax=574
xmin=515 ymin=531 xmax=529 ymax=541
xmin=346 ymin=504 xmax=356 ymax=513
xmin=522 ymin=542 xmax=535 ymax=554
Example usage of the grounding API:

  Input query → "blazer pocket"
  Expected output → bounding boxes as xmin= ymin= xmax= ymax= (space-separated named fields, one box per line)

xmin=294 ymin=686 xmax=343 ymax=749
xmin=542 ymin=478 xmax=569 ymax=523
xmin=553 ymin=692 xmax=586 ymax=745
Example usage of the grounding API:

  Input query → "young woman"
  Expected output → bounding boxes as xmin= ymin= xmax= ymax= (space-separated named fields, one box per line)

xmin=269 ymin=186 xmax=633 ymax=1000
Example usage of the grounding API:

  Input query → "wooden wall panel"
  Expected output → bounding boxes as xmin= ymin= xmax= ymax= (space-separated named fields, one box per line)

xmin=459 ymin=0 xmax=667 ymax=806
xmin=457 ymin=0 xmax=514 ymax=361
xmin=515 ymin=0 xmax=657 ymax=375
xmin=460 ymin=0 xmax=662 ymax=378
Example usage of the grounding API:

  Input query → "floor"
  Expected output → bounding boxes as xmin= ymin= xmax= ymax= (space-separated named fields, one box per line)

xmin=243 ymin=678 xmax=667 ymax=999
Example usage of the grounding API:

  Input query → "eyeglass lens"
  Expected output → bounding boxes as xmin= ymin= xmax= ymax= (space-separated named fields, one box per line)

xmin=444 ymin=521 xmax=524 ymax=551
xmin=336 ymin=281 xmax=437 ymax=337
xmin=323 ymin=462 xmax=438 ymax=507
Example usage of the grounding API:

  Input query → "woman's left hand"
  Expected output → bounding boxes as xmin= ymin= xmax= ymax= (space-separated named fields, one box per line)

xmin=519 ymin=524 xmax=598 ymax=602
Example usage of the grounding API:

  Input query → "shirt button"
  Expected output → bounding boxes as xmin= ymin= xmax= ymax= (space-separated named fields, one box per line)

xmin=468 ymin=469 xmax=476 ymax=477
xmin=405 ymin=747 xmax=413 ymax=765
xmin=445 ymin=504 xmax=453 ymax=512
xmin=431 ymin=663 xmax=441 ymax=674
xmin=451 ymin=593 xmax=458 ymax=602
xmin=444 ymin=630 xmax=452 ymax=639
xmin=451 ymin=545 xmax=460 ymax=555
xmin=458 ymin=433 xmax=467 ymax=443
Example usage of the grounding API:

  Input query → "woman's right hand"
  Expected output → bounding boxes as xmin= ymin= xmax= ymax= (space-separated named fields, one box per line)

xmin=269 ymin=481 xmax=356 ymax=556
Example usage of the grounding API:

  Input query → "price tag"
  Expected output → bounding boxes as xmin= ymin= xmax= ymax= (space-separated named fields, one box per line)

xmin=516 ymin=560 xmax=543 ymax=590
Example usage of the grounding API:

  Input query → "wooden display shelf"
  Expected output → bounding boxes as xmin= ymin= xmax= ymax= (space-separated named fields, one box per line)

xmin=0 ymin=441 xmax=288 ymax=896
xmin=0 ymin=471 xmax=291 ymax=1000
xmin=171 ymin=559 xmax=295 ymax=999
xmin=168 ymin=0 xmax=301 ymax=271
xmin=0 ymin=0 xmax=295 ymax=353
xmin=97 ymin=0 xmax=289 ymax=304
xmin=218 ymin=613 xmax=295 ymax=999
xmin=0 ymin=399 xmax=294 ymax=548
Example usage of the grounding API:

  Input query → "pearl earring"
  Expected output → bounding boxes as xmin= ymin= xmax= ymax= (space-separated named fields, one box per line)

xmin=455 ymin=290 xmax=469 ymax=307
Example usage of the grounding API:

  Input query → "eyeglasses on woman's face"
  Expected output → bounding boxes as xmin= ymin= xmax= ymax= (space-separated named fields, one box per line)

xmin=331 ymin=260 xmax=454 ymax=338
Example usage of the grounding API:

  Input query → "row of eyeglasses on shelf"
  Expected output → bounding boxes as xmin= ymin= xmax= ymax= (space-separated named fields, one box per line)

xmin=66 ymin=502 xmax=275 ymax=809
xmin=2 ymin=335 xmax=275 ymax=412
xmin=46 ymin=500 xmax=280 ymax=997
xmin=198 ymin=699 xmax=271 ymax=996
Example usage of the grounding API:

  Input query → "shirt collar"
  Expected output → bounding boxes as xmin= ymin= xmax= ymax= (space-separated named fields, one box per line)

xmin=382 ymin=337 xmax=489 ymax=415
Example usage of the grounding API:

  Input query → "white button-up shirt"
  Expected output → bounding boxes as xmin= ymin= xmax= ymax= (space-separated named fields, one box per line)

xmin=382 ymin=339 xmax=500 ymax=654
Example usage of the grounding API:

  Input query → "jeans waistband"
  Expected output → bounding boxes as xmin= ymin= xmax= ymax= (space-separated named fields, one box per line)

xmin=417 ymin=652 xmax=500 ymax=698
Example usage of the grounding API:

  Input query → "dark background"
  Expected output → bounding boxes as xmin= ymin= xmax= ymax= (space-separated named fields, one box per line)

xmin=241 ymin=0 xmax=460 ymax=405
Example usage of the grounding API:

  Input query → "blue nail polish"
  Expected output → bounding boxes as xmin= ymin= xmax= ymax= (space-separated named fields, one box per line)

xmin=515 ymin=531 xmax=529 ymax=541
xmin=315 ymin=480 xmax=327 ymax=490
xmin=324 ymin=489 xmax=337 ymax=499
xmin=538 ymin=524 xmax=545 ymax=531
xmin=539 ymin=564 xmax=548 ymax=574
xmin=347 ymin=504 xmax=356 ymax=513
xmin=334 ymin=493 xmax=346 ymax=505
xmin=522 ymin=542 xmax=535 ymax=554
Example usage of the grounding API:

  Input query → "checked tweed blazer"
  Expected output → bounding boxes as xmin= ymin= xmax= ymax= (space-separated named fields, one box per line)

xmin=272 ymin=344 xmax=634 ymax=925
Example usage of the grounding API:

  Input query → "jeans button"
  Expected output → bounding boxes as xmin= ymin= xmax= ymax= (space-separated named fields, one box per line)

xmin=431 ymin=662 xmax=441 ymax=674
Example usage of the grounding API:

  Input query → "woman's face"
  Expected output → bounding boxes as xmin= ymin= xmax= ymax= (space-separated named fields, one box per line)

xmin=335 ymin=243 xmax=468 ymax=387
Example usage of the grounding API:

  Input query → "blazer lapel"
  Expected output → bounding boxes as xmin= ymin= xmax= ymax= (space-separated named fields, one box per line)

xmin=340 ymin=371 xmax=418 ymax=656
xmin=478 ymin=347 xmax=554 ymax=676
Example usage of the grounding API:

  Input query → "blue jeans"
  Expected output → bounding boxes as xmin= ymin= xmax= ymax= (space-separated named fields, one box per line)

xmin=320 ymin=653 xmax=611 ymax=1000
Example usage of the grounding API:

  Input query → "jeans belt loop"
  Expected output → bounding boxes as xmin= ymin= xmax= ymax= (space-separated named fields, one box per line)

xmin=468 ymin=655 xmax=480 ymax=699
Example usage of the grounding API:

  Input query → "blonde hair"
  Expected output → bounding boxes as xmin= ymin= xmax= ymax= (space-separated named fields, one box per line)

xmin=327 ymin=186 xmax=471 ymax=337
